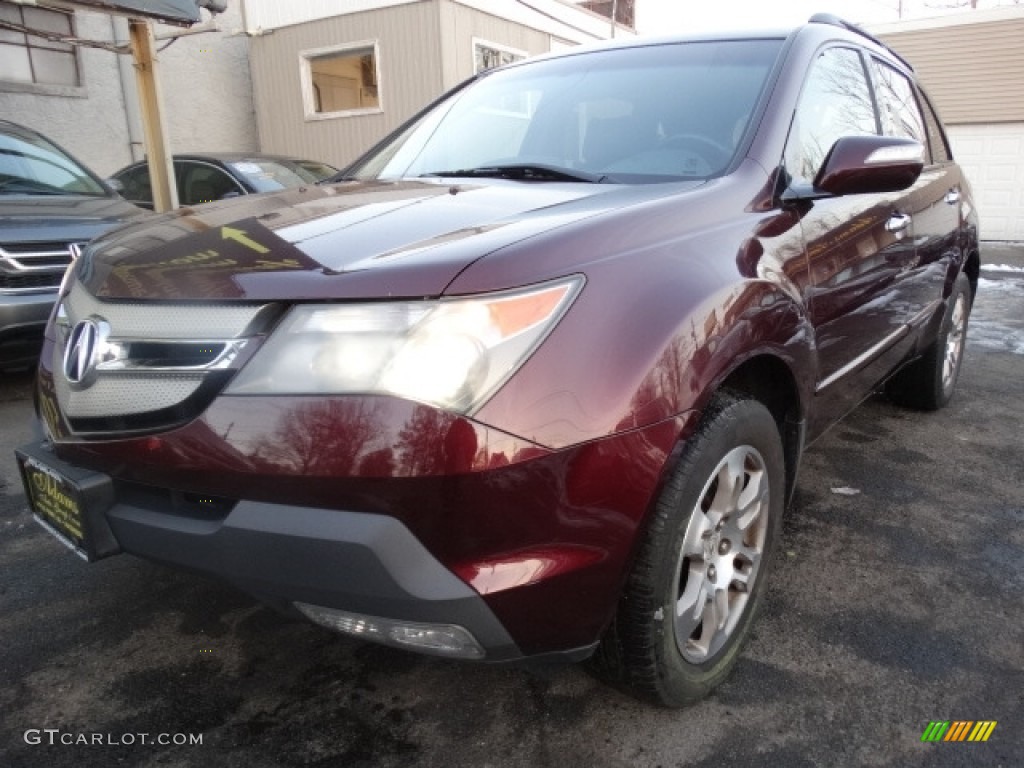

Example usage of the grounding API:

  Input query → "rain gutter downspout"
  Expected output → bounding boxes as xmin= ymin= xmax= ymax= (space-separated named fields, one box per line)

xmin=111 ymin=14 xmax=144 ymax=162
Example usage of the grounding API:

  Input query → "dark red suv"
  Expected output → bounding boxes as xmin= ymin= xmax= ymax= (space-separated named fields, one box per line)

xmin=17 ymin=16 xmax=978 ymax=706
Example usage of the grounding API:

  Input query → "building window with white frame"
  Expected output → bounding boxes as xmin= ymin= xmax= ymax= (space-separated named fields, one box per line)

xmin=473 ymin=39 xmax=526 ymax=74
xmin=0 ymin=3 xmax=79 ymax=87
xmin=300 ymin=41 xmax=381 ymax=120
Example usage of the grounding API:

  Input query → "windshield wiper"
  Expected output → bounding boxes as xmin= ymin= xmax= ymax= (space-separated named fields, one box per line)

xmin=421 ymin=163 xmax=609 ymax=183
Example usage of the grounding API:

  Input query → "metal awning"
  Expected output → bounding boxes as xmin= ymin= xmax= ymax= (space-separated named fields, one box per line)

xmin=49 ymin=1 xmax=201 ymax=26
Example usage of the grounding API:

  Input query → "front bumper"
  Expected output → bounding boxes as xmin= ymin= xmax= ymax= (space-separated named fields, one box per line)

xmin=18 ymin=438 xmax=522 ymax=659
xmin=27 ymin=384 xmax=693 ymax=659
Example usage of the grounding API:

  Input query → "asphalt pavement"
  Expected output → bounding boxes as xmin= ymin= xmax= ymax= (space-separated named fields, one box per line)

xmin=1 ymin=244 xmax=1021 ymax=768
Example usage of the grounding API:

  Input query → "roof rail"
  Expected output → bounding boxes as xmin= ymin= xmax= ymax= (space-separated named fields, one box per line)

xmin=808 ymin=12 xmax=915 ymax=71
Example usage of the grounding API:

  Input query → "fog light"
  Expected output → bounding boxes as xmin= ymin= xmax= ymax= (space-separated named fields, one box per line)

xmin=294 ymin=602 xmax=485 ymax=659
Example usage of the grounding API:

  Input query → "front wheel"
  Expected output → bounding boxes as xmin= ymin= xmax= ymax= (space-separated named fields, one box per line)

xmin=887 ymin=272 xmax=972 ymax=410
xmin=592 ymin=392 xmax=785 ymax=707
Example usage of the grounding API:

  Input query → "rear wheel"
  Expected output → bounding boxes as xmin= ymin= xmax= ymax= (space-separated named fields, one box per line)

xmin=592 ymin=392 xmax=784 ymax=707
xmin=887 ymin=272 xmax=972 ymax=410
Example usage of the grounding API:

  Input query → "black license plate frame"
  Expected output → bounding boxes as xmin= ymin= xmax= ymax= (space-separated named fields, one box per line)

xmin=16 ymin=444 xmax=119 ymax=562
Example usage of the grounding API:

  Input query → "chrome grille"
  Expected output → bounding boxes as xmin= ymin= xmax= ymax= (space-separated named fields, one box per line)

xmin=55 ymin=279 xmax=278 ymax=431
xmin=0 ymin=242 xmax=76 ymax=293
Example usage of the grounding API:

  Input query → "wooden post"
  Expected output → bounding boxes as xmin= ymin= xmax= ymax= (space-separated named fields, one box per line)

xmin=127 ymin=18 xmax=178 ymax=212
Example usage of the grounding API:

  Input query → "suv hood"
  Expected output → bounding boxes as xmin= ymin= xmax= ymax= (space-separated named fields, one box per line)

xmin=78 ymin=179 xmax=700 ymax=301
xmin=0 ymin=195 xmax=145 ymax=245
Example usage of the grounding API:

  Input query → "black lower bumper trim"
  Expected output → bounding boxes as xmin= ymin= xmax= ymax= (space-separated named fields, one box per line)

xmin=104 ymin=492 xmax=522 ymax=660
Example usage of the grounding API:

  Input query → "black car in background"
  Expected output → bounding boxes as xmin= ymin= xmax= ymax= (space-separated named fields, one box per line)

xmin=0 ymin=120 xmax=146 ymax=370
xmin=110 ymin=153 xmax=338 ymax=209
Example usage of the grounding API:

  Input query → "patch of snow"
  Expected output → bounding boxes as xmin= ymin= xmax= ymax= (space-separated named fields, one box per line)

xmin=969 ymin=275 xmax=1024 ymax=354
xmin=831 ymin=487 xmax=861 ymax=496
xmin=977 ymin=277 xmax=1024 ymax=295
xmin=968 ymin=319 xmax=1024 ymax=355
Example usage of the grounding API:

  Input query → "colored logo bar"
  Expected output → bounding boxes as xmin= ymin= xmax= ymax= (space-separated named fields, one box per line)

xmin=921 ymin=721 xmax=997 ymax=742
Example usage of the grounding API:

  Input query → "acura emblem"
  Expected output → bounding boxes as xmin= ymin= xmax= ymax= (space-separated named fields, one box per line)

xmin=63 ymin=318 xmax=106 ymax=387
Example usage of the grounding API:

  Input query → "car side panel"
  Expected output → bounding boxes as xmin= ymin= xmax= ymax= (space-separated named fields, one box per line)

xmin=903 ymin=163 xmax=965 ymax=314
xmin=799 ymin=189 xmax=920 ymax=438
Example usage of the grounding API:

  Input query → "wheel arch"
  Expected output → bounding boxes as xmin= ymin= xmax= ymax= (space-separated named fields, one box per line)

xmin=715 ymin=354 xmax=805 ymax=506
xmin=963 ymin=248 xmax=980 ymax=304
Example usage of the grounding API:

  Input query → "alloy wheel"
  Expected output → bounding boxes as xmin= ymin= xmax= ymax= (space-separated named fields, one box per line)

xmin=674 ymin=445 xmax=770 ymax=663
xmin=942 ymin=293 xmax=967 ymax=392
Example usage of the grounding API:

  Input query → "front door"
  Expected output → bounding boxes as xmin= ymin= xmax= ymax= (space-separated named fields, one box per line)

xmin=782 ymin=45 xmax=921 ymax=437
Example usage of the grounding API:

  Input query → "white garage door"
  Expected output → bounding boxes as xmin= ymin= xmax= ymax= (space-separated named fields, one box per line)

xmin=948 ymin=122 xmax=1024 ymax=242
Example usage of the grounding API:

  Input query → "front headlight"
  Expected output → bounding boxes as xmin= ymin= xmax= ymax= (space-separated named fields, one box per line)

xmin=226 ymin=276 xmax=582 ymax=413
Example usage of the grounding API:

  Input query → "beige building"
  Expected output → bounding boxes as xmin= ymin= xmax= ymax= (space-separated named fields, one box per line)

xmin=874 ymin=7 xmax=1024 ymax=241
xmin=244 ymin=0 xmax=633 ymax=170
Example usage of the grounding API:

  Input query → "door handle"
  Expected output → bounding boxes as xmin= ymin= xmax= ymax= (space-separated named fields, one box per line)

xmin=945 ymin=189 xmax=961 ymax=205
xmin=886 ymin=213 xmax=911 ymax=234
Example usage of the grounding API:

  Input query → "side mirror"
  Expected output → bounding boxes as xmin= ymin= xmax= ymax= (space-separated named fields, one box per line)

xmin=813 ymin=135 xmax=925 ymax=196
xmin=105 ymin=177 xmax=125 ymax=193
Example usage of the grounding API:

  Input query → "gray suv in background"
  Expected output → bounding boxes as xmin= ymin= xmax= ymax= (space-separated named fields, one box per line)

xmin=0 ymin=120 xmax=145 ymax=370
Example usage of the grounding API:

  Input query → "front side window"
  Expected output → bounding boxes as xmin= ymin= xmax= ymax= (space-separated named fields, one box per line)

xmin=113 ymin=165 xmax=154 ymax=207
xmin=301 ymin=42 xmax=381 ymax=119
xmin=785 ymin=47 xmax=879 ymax=186
xmin=179 ymin=162 xmax=244 ymax=205
xmin=0 ymin=4 xmax=79 ymax=87
xmin=347 ymin=40 xmax=784 ymax=184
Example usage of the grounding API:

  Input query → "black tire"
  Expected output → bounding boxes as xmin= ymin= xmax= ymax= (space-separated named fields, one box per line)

xmin=591 ymin=392 xmax=785 ymax=707
xmin=887 ymin=272 xmax=972 ymax=411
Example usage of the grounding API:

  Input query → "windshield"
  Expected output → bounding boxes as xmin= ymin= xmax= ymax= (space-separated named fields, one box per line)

xmin=293 ymin=159 xmax=338 ymax=181
xmin=348 ymin=39 xmax=783 ymax=184
xmin=229 ymin=159 xmax=336 ymax=192
xmin=0 ymin=124 xmax=108 ymax=196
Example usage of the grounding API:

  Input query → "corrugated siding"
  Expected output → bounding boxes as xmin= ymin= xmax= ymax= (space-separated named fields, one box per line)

xmin=249 ymin=3 xmax=442 ymax=169
xmin=244 ymin=0 xmax=424 ymax=33
xmin=878 ymin=17 xmax=1024 ymax=125
xmin=243 ymin=0 xmax=623 ymax=41
xmin=439 ymin=0 xmax=557 ymax=89
xmin=451 ymin=0 xmax=624 ymax=43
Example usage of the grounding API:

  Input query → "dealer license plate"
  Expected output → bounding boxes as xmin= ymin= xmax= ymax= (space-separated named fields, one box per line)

xmin=16 ymin=446 xmax=117 ymax=562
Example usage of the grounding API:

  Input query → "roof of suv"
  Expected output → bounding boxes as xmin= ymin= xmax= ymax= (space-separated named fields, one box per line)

xmin=509 ymin=15 xmax=912 ymax=75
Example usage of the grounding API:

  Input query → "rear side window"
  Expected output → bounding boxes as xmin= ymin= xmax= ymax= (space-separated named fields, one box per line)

xmin=869 ymin=59 xmax=927 ymax=146
xmin=785 ymin=47 xmax=879 ymax=186
xmin=918 ymin=90 xmax=952 ymax=163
